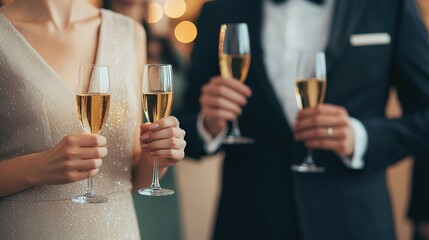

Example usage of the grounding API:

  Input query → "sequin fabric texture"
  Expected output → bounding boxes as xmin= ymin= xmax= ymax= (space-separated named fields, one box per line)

xmin=0 ymin=10 xmax=141 ymax=239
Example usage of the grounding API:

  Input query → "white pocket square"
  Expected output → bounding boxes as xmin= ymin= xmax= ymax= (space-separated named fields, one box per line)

xmin=350 ymin=33 xmax=391 ymax=46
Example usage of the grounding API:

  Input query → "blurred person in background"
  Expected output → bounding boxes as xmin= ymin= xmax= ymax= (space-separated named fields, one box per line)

xmin=180 ymin=0 xmax=429 ymax=239
xmin=103 ymin=0 xmax=183 ymax=239
xmin=0 ymin=0 xmax=186 ymax=239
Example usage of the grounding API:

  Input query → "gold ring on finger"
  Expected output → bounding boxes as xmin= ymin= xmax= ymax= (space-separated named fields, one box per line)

xmin=327 ymin=127 xmax=334 ymax=137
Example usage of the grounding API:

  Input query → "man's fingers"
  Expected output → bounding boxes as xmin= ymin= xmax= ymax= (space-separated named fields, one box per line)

xmin=304 ymin=139 xmax=349 ymax=156
xmin=297 ymin=104 xmax=347 ymax=119
xmin=294 ymin=115 xmax=348 ymax=133
xmin=202 ymin=107 xmax=237 ymax=121
xmin=209 ymin=76 xmax=252 ymax=97
xmin=200 ymin=94 xmax=243 ymax=115
xmin=202 ymin=83 xmax=249 ymax=106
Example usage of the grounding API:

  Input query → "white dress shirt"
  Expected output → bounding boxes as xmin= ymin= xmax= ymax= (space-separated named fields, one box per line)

xmin=198 ymin=0 xmax=367 ymax=169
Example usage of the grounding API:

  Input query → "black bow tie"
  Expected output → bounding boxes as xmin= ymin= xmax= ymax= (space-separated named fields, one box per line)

xmin=272 ymin=0 xmax=325 ymax=4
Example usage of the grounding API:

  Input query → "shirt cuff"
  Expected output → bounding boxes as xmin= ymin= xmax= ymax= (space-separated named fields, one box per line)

xmin=197 ymin=113 xmax=228 ymax=154
xmin=341 ymin=117 xmax=368 ymax=169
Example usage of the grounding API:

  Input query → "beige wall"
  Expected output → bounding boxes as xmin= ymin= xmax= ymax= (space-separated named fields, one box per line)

xmin=419 ymin=0 xmax=429 ymax=27
xmin=386 ymin=92 xmax=413 ymax=240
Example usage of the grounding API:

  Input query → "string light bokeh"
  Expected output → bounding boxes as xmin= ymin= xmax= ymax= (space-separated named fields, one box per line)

xmin=144 ymin=0 xmax=199 ymax=44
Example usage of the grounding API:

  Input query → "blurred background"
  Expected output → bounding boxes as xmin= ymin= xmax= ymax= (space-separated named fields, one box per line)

xmin=1 ymin=0 xmax=429 ymax=239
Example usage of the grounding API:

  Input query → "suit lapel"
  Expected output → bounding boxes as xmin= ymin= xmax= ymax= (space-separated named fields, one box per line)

xmin=325 ymin=0 xmax=371 ymax=73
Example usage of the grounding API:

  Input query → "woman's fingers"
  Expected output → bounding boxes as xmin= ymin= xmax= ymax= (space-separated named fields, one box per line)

xmin=139 ymin=117 xmax=186 ymax=164
xmin=71 ymin=147 xmax=108 ymax=159
xmin=68 ymin=168 xmax=100 ymax=182
xmin=157 ymin=158 xmax=181 ymax=168
xmin=140 ymin=117 xmax=180 ymax=137
xmin=140 ymin=126 xmax=186 ymax=143
xmin=150 ymin=149 xmax=185 ymax=160
xmin=141 ymin=137 xmax=186 ymax=150
xmin=64 ymin=158 xmax=103 ymax=172
xmin=63 ymin=134 xmax=107 ymax=147
xmin=151 ymin=116 xmax=180 ymax=130
xmin=140 ymin=116 xmax=186 ymax=144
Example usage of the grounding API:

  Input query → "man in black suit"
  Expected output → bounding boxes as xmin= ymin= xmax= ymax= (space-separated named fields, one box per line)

xmin=180 ymin=0 xmax=429 ymax=239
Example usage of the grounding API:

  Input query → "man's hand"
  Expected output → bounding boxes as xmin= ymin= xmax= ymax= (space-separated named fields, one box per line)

xmin=293 ymin=104 xmax=355 ymax=158
xmin=200 ymin=76 xmax=252 ymax=137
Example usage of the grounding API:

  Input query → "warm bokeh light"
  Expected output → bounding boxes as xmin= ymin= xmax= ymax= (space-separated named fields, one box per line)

xmin=147 ymin=2 xmax=164 ymax=24
xmin=164 ymin=0 xmax=187 ymax=19
xmin=174 ymin=21 xmax=197 ymax=44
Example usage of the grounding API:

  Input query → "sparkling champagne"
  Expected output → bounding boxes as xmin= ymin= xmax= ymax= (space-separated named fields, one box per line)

xmin=219 ymin=53 xmax=251 ymax=82
xmin=295 ymin=78 xmax=326 ymax=109
xmin=142 ymin=92 xmax=174 ymax=122
xmin=76 ymin=93 xmax=111 ymax=134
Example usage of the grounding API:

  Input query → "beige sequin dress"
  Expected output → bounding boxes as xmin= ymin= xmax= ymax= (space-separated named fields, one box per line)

xmin=0 ymin=10 xmax=141 ymax=239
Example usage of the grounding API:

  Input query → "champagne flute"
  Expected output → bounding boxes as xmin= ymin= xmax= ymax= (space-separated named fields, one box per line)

xmin=291 ymin=52 xmax=327 ymax=173
xmin=138 ymin=64 xmax=175 ymax=196
xmin=219 ymin=23 xmax=254 ymax=144
xmin=72 ymin=64 xmax=111 ymax=203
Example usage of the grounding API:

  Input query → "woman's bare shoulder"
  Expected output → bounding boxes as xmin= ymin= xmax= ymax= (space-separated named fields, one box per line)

xmin=133 ymin=20 xmax=146 ymax=46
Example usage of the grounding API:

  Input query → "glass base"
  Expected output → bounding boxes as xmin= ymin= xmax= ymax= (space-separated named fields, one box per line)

xmin=138 ymin=188 xmax=174 ymax=197
xmin=72 ymin=194 xmax=108 ymax=204
xmin=222 ymin=135 xmax=254 ymax=145
xmin=291 ymin=163 xmax=325 ymax=173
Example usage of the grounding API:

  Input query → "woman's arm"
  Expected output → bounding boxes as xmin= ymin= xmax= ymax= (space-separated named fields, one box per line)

xmin=0 ymin=134 xmax=107 ymax=197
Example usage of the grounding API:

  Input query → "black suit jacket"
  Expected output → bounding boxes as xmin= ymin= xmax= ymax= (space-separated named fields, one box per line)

xmin=409 ymin=154 xmax=429 ymax=221
xmin=180 ymin=0 xmax=429 ymax=239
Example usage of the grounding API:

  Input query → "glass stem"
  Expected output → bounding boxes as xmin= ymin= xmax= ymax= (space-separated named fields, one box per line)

xmin=85 ymin=177 xmax=95 ymax=196
xmin=231 ymin=119 xmax=242 ymax=137
xmin=304 ymin=149 xmax=315 ymax=165
xmin=150 ymin=157 xmax=161 ymax=190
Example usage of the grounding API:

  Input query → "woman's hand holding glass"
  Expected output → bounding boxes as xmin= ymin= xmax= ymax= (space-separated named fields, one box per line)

xmin=139 ymin=116 xmax=186 ymax=168
xmin=138 ymin=64 xmax=183 ymax=196
xmin=28 ymin=134 xmax=107 ymax=186
xmin=200 ymin=76 xmax=252 ymax=137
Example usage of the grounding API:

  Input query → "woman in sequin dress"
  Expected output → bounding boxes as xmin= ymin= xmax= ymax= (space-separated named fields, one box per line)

xmin=0 ymin=0 xmax=186 ymax=239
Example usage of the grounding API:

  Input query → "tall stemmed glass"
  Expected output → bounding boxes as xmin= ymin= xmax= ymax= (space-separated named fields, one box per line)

xmin=291 ymin=52 xmax=327 ymax=173
xmin=72 ymin=65 xmax=111 ymax=203
xmin=219 ymin=23 xmax=254 ymax=144
xmin=138 ymin=64 xmax=175 ymax=196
